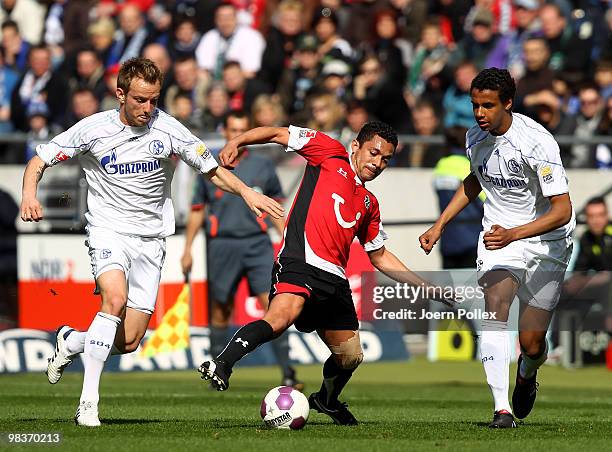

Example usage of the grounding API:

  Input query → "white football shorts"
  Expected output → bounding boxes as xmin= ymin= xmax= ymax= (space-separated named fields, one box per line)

xmin=477 ymin=232 xmax=573 ymax=311
xmin=85 ymin=225 xmax=166 ymax=314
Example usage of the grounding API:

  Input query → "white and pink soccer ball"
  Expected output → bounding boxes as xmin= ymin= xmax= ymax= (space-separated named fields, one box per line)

xmin=260 ymin=386 xmax=309 ymax=430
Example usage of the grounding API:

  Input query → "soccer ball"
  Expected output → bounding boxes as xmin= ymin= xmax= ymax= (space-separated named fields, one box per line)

xmin=260 ymin=386 xmax=309 ymax=430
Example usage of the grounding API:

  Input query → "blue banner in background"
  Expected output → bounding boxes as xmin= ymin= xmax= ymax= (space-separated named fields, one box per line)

xmin=0 ymin=327 xmax=408 ymax=374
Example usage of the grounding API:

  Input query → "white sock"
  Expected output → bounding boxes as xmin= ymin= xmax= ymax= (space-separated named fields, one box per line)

xmin=80 ymin=312 xmax=121 ymax=405
xmin=480 ymin=320 xmax=511 ymax=413
xmin=65 ymin=331 xmax=86 ymax=355
xmin=519 ymin=343 xmax=548 ymax=379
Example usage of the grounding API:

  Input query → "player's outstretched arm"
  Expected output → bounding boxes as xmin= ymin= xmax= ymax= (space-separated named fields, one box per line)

xmin=207 ymin=166 xmax=284 ymax=219
xmin=483 ymin=193 xmax=573 ymax=250
xmin=368 ymin=246 xmax=455 ymax=306
xmin=21 ymin=155 xmax=48 ymax=222
xmin=219 ymin=127 xmax=289 ymax=168
xmin=419 ymin=173 xmax=482 ymax=254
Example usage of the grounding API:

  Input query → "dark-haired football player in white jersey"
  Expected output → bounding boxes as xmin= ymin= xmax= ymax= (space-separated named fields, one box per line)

xmin=420 ymin=67 xmax=575 ymax=428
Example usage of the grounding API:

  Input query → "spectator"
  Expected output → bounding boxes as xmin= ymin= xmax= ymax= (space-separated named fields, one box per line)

xmin=319 ymin=59 xmax=352 ymax=104
xmin=43 ymin=0 xmax=65 ymax=70
xmin=24 ymin=101 xmax=54 ymax=161
xmin=515 ymin=37 xmax=555 ymax=113
xmin=87 ymin=18 xmax=115 ymax=69
xmin=171 ymin=91 xmax=200 ymax=130
xmin=540 ymin=3 xmax=593 ymax=80
xmin=1 ymin=20 xmax=29 ymax=72
xmin=99 ymin=63 xmax=119 ymax=111
xmin=594 ymin=59 xmax=612 ymax=101
xmin=363 ymin=8 xmax=410 ymax=85
xmin=354 ymin=53 xmax=411 ymax=133
xmin=10 ymin=44 xmax=66 ymax=131
xmin=449 ymin=8 xmax=510 ymax=70
xmin=258 ymin=0 xmax=305 ymax=91
xmin=68 ymin=48 xmax=106 ymax=102
xmin=594 ymin=96 xmax=611 ymax=169
xmin=164 ymin=56 xmax=208 ymax=119
xmin=142 ymin=43 xmax=174 ymax=110
xmin=107 ymin=3 xmax=151 ymax=66
xmin=571 ymin=84 xmax=606 ymax=168
xmin=405 ymin=19 xmax=452 ymax=108
xmin=576 ymin=197 xmax=612 ymax=273
xmin=200 ymin=82 xmax=229 ymax=132
xmin=505 ymin=0 xmax=541 ymax=80
xmin=429 ymin=0 xmax=472 ymax=44
xmin=170 ymin=16 xmax=201 ymax=60
xmin=251 ymin=94 xmax=286 ymax=128
xmin=388 ymin=0 xmax=429 ymax=46
xmin=338 ymin=99 xmax=369 ymax=150
xmin=312 ymin=7 xmax=353 ymax=65
xmin=67 ymin=87 xmax=100 ymax=126
xmin=0 ymin=0 xmax=46 ymax=45
xmin=59 ymin=0 xmax=95 ymax=56
xmin=277 ymin=33 xmax=321 ymax=121
xmin=222 ymin=60 xmax=270 ymax=115
xmin=433 ymin=126 xmax=484 ymax=268
xmin=562 ymin=196 xmax=612 ymax=332
xmin=524 ymin=89 xmax=576 ymax=165
xmin=307 ymin=92 xmax=345 ymax=138
xmin=195 ymin=2 xmax=265 ymax=79
xmin=392 ymin=100 xmax=445 ymax=167
xmin=442 ymin=61 xmax=477 ymax=129
xmin=0 ymin=47 xmax=18 ymax=133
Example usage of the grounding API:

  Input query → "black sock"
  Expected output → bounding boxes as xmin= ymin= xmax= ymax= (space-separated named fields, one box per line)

xmin=209 ymin=326 xmax=228 ymax=359
xmin=216 ymin=320 xmax=273 ymax=367
xmin=319 ymin=356 xmax=355 ymax=405
xmin=270 ymin=332 xmax=291 ymax=376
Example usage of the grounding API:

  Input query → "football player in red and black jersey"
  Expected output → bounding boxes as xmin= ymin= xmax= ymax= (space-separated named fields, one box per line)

xmin=199 ymin=121 xmax=452 ymax=425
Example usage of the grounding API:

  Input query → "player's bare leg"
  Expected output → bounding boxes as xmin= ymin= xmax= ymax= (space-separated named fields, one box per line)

xmin=479 ymin=270 xmax=518 ymax=428
xmin=512 ymin=304 xmax=553 ymax=419
xmin=257 ymin=293 xmax=303 ymax=390
xmin=198 ymin=293 xmax=305 ymax=390
xmin=75 ymin=269 xmax=125 ymax=426
xmin=309 ymin=329 xmax=362 ymax=425
xmin=112 ymin=308 xmax=152 ymax=354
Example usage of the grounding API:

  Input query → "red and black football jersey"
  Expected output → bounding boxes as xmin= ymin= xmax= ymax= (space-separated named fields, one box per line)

xmin=278 ymin=126 xmax=387 ymax=279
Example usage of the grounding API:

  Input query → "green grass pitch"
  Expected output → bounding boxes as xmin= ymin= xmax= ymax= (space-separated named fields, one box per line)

xmin=1 ymin=359 xmax=611 ymax=451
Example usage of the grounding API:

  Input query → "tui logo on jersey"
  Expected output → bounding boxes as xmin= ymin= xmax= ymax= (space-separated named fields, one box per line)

xmin=478 ymin=158 xmax=527 ymax=189
xmin=149 ymin=140 xmax=164 ymax=155
xmin=332 ymin=193 xmax=361 ymax=229
xmin=101 ymin=149 xmax=161 ymax=175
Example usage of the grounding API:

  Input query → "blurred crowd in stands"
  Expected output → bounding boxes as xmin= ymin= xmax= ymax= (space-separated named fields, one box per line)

xmin=0 ymin=0 xmax=609 ymax=168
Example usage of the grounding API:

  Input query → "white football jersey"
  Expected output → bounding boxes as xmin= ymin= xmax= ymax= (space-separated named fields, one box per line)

xmin=467 ymin=112 xmax=575 ymax=241
xmin=37 ymin=109 xmax=218 ymax=238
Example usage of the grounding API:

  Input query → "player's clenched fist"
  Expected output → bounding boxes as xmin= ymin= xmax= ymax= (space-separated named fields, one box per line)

xmin=21 ymin=196 xmax=43 ymax=222
xmin=419 ymin=225 xmax=442 ymax=254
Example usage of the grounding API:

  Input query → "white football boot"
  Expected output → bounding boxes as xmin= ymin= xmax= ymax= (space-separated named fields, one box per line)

xmin=46 ymin=326 xmax=76 ymax=384
xmin=75 ymin=401 xmax=101 ymax=427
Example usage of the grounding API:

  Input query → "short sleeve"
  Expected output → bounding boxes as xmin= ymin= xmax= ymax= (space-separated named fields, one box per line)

xmin=36 ymin=120 xmax=91 ymax=166
xmin=525 ymin=135 xmax=569 ymax=197
xmin=159 ymin=113 xmax=219 ymax=174
xmin=359 ymin=194 xmax=388 ymax=252
xmin=286 ymin=125 xmax=347 ymax=166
